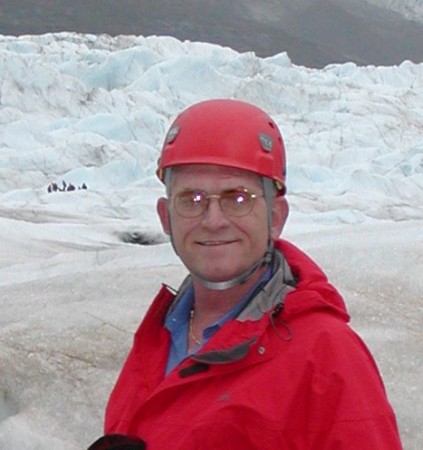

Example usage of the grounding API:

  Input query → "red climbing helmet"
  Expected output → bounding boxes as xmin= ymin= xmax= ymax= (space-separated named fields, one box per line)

xmin=157 ymin=99 xmax=286 ymax=194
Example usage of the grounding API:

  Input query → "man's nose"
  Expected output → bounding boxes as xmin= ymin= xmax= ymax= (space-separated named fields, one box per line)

xmin=200 ymin=197 xmax=229 ymax=228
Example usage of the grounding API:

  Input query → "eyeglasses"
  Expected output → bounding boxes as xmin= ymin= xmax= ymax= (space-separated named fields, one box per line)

xmin=172 ymin=188 xmax=262 ymax=218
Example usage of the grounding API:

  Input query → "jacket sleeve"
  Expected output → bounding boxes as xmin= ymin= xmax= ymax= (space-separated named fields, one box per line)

xmin=292 ymin=318 xmax=403 ymax=449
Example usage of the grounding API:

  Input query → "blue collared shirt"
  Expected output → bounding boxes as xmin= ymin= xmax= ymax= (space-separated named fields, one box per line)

xmin=164 ymin=268 xmax=272 ymax=375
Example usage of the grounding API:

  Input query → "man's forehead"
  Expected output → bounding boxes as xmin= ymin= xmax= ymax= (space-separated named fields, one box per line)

xmin=172 ymin=164 xmax=260 ymax=180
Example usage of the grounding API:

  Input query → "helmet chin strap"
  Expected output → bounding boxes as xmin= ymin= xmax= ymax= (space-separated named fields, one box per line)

xmin=165 ymin=170 xmax=276 ymax=291
xmin=191 ymin=250 xmax=273 ymax=291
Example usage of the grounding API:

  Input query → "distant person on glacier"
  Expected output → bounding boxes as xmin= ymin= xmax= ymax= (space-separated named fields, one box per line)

xmin=47 ymin=181 xmax=58 ymax=193
xmin=88 ymin=99 xmax=403 ymax=449
xmin=60 ymin=180 xmax=67 ymax=191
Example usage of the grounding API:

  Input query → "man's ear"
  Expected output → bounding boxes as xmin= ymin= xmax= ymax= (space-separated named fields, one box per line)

xmin=157 ymin=197 xmax=171 ymax=235
xmin=271 ymin=196 xmax=289 ymax=239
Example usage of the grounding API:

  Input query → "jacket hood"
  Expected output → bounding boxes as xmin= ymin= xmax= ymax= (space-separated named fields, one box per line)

xmin=276 ymin=239 xmax=350 ymax=323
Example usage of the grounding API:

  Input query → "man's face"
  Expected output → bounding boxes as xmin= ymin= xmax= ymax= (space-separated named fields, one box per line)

xmin=157 ymin=164 xmax=288 ymax=284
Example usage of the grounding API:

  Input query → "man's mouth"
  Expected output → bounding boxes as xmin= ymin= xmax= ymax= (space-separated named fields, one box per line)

xmin=197 ymin=240 xmax=236 ymax=246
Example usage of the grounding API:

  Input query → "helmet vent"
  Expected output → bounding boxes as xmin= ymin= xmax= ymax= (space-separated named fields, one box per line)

xmin=258 ymin=133 xmax=273 ymax=152
xmin=164 ymin=125 xmax=180 ymax=144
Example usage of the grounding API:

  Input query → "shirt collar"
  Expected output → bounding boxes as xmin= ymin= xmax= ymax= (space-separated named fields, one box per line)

xmin=165 ymin=266 xmax=273 ymax=337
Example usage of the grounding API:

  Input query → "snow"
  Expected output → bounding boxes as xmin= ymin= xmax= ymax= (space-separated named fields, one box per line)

xmin=361 ymin=0 xmax=423 ymax=23
xmin=0 ymin=32 xmax=421 ymax=449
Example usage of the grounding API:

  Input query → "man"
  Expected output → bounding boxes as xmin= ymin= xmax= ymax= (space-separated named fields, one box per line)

xmin=91 ymin=99 xmax=402 ymax=449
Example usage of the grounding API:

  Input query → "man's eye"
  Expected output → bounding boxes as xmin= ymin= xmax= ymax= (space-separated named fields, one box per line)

xmin=178 ymin=191 xmax=203 ymax=205
xmin=235 ymin=192 xmax=248 ymax=204
xmin=225 ymin=190 xmax=248 ymax=204
xmin=191 ymin=192 xmax=203 ymax=203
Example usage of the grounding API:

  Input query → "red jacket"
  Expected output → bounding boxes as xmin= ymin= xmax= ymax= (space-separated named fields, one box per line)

xmin=105 ymin=240 xmax=402 ymax=449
